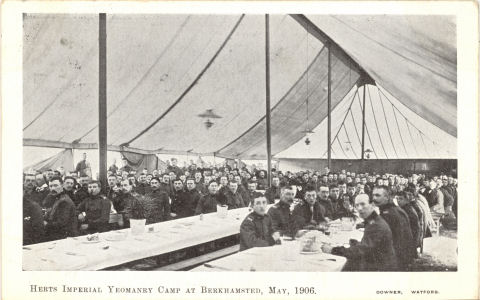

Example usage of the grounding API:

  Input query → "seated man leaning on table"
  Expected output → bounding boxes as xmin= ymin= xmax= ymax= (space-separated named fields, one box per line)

xmin=240 ymin=197 xmax=281 ymax=251
xmin=291 ymin=185 xmax=327 ymax=233
xmin=267 ymin=185 xmax=296 ymax=237
xmin=77 ymin=180 xmax=111 ymax=234
xmin=321 ymin=194 xmax=398 ymax=271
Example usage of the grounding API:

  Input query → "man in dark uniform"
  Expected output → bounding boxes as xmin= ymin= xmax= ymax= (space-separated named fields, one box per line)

xmin=195 ymin=181 xmax=224 ymax=214
xmin=75 ymin=153 xmax=90 ymax=177
xmin=23 ymin=195 xmax=44 ymax=245
xmin=77 ymin=181 xmax=111 ymax=234
xmin=264 ymin=177 xmax=281 ymax=204
xmin=317 ymin=185 xmax=335 ymax=220
xmin=73 ymin=175 xmax=90 ymax=207
xmin=291 ymin=186 xmax=326 ymax=234
xmin=174 ymin=178 xmax=201 ymax=218
xmin=44 ymin=177 xmax=78 ymax=241
xmin=114 ymin=179 xmax=140 ymax=228
xmin=372 ymin=186 xmax=415 ymax=271
xmin=63 ymin=176 xmax=78 ymax=206
xmin=240 ymin=196 xmax=280 ymax=251
xmin=134 ymin=173 xmax=151 ymax=195
xmin=23 ymin=174 xmax=48 ymax=207
xmin=395 ymin=191 xmax=421 ymax=254
xmin=267 ymin=185 xmax=295 ymax=237
xmin=322 ymin=194 xmax=398 ymax=271
xmin=245 ymin=181 xmax=263 ymax=207
xmin=145 ymin=177 xmax=171 ymax=223
xmin=160 ymin=174 xmax=173 ymax=196
xmin=234 ymin=175 xmax=249 ymax=204
xmin=194 ymin=171 xmax=207 ymax=195
xmin=224 ymin=181 xmax=246 ymax=209
xmin=170 ymin=179 xmax=186 ymax=219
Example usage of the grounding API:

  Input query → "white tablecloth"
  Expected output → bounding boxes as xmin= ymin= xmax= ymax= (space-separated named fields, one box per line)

xmin=23 ymin=207 xmax=251 ymax=271
xmin=192 ymin=229 xmax=364 ymax=272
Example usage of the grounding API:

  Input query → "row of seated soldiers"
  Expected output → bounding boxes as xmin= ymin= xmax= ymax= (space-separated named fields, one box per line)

xmin=240 ymin=184 xmax=437 ymax=271
xmin=23 ymin=168 xmax=456 ymax=246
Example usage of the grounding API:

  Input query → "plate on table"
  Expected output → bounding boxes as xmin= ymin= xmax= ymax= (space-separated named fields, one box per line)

xmin=105 ymin=233 xmax=127 ymax=241
xmin=300 ymin=250 xmax=321 ymax=255
xmin=82 ymin=239 xmax=101 ymax=244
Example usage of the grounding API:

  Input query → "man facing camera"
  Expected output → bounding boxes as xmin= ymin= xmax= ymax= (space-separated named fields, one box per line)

xmin=322 ymin=194 xmax=398 ymax=271
xmin=291 ymin=186 xmax=326 ymax=234
xmin=240 ymin=197 xmax=280 ymax=251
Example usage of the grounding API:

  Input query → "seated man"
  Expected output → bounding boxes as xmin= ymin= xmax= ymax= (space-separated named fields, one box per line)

xmin=264 ymin=177 xmax=281 ymax=204
xmin=44 ymin=177 xmax=78 ymax=241
xmin=291 ymin=186 xmax=326 ymax=234
xmin=245 ymin=181 xmax=264 ymax=207
xmin=195 ymin=181 xmax=225 ymax=214
xmin=145 ymin=177 xmax=171 ymax=223
xmin=317 ymin=185 xmax=335 ymax=220
xmin=267 ymin=185 xmax=295 ymax=237
xmin=224 ymin=181 xmax=246 ymax=209
xmin=322 ymin=194 xmax=398 ymax=271
xmin=77 ymin=181 xmax=111 ymax=234
xmin=240 ymin=196 xmax=280 ymax=251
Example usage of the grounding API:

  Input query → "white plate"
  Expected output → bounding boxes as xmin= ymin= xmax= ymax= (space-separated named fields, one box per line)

xmin=82 ymin=239 xmax=100 ymax=244
xmin=300 ymin=250 xmax=321 ymax=255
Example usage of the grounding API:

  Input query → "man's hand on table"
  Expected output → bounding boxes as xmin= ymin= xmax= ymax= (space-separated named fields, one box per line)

xmin=321 ymin=243 xmax=333 ymax=254
xmin=170 ymin=213 xmax=177 ymax=218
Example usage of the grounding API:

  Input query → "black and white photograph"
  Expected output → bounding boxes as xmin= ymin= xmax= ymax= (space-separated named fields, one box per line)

xmin=2 ymin=1 xmax=479 ymax=299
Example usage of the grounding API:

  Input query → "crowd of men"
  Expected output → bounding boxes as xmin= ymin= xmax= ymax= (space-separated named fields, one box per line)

xmin=23 ymin=155 xmax=457 ymax=271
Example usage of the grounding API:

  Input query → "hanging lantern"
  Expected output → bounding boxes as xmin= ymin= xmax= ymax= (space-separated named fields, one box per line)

xmin=301 ymin=129 xmax=314 ymax=146
xmin=198 ymin=109 xmax=222 ymax=129
xmin=364 ymin=148 xmax=373 ymax=159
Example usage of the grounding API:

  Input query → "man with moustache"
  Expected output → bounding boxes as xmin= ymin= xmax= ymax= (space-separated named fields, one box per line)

xmin=44 ymin=177 xmax=78 ymax=241
xmin=267 ymin=185 xmax=295 ymax=237
xmin=145 ymin=177 xmax=171 ymax=223
xmin=372 ymin=185 xmax=415 ymax=271
xmin=322 ymin=194 xmax=398 ymax=271
xmin=23 ymin=174 xmax=48 ymax=207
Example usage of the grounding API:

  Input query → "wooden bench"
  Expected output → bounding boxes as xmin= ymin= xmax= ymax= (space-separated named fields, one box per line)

xmin=154 ymin=245 xmax=240 ymax=271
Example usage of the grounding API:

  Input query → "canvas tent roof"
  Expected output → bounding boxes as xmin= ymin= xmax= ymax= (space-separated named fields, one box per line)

xmin=23 ymin=14 xmax=456 ymax=160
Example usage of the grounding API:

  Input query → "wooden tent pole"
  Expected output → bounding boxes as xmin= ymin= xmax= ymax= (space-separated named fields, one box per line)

xmin=265 ymin=14 xmax=272 ymax=188
xmin=327 ymin=42 xmax=332 ymax=170
xmin=98 ymin=13 xmax=107 ymax=191
xmin=361 ymin=84 xmax=367 ymax=160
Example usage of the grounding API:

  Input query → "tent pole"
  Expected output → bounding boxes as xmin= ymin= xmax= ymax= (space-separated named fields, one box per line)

xmin=361 ymin=84 xmax=367 ymax=160
xmin=265 ymin=14 xmax=272 ymax=188
xmin=98 ymin=13 xmax=107 ymax=191
xmin=327 ymin=42 xmax=332 ymax=170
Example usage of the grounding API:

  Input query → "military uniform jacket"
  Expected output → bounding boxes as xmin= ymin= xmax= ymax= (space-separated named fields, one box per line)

xmin=267 ymin=201 xmax=293 ymax=236
xmin=240 ymin=212 xmax=275 ymax=251
xmin=77 ymin=194 xmax=111 ymax=231
xmin=291 ymin=201 xmax=326 ymax=234
xmin=45 ymin=192 xmax=78 ymax=240
xmin=145 ymin=189 xmax=171 ymax=223
xmin=332 ymin=211 xmax=398 ymax=271
xmin=317 ymin=198 xmax=335 ymax=219
xmin=265 ymin=186 xmax=281 ymax=204
xmin=23 ymin=197 xmax=44 ymax=245
xmin=401 ymin=203 xmax=421 ymax=249
xmin=379 ymin=203 xmax=416 ymax=270
xmin=173 ymin=189 xmax=201 ymax=219
xmin=195 ymin=194 xmax=220 ymax=215
xmin=24 ymin=188 xmax=48 ymax=208
xmin=225 ymin=190 xmax=246 ymax=209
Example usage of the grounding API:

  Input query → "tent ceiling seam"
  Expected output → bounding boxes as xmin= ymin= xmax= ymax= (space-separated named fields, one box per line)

xmin=124 ymin=14 xmax=245 ymax=146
